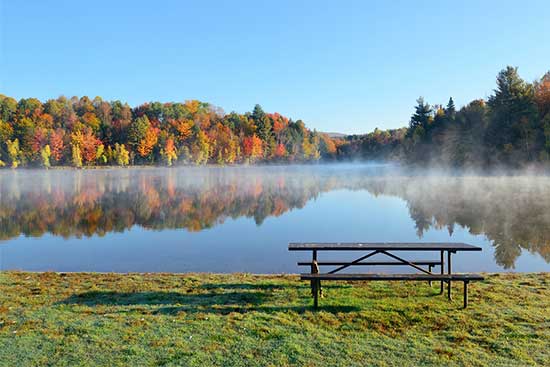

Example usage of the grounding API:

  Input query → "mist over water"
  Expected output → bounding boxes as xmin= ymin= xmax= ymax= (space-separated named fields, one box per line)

xmin=1 ymin=164 xmax=549 ymax=273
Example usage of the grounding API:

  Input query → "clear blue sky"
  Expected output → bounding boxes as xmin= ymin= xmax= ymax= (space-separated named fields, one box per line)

xmin=1 ymin=0 xmax=549 ymax=134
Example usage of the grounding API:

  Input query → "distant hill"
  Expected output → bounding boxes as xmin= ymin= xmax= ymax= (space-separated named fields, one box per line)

xmin=323 ymin=132 xmax=348 ymax=138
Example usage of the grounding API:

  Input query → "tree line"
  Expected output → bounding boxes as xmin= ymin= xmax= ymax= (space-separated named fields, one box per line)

xmin=339 ymin=66 xmax=550 ymax=168
xmin=3 ymin=66 xmax=549 ymax=169
xmin=0 ymin=96 xmax=338 ymax=168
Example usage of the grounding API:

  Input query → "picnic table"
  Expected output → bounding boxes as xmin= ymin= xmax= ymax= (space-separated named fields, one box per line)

xmin=288 ymin=242 xmax=484 ymax=308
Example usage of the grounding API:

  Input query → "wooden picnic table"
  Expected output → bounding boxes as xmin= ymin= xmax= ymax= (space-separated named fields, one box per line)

xmin=289 ymin=242 xmax=483 ymax=308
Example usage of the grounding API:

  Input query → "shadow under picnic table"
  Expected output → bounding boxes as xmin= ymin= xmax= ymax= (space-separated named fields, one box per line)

xmin=58 ymin=286 xmax=360 ymax=314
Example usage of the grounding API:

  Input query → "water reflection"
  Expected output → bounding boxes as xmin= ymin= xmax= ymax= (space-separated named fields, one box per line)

xmin=1 ymin=166 xmax=549 ymax=269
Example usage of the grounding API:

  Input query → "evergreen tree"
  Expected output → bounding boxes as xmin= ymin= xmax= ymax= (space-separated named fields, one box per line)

xmin=486 ymin=66 xmax=538 ymax=163
xmin=446 ymin=97 xmax=456 ymax=118
xmin=409 ymin=97 xmax=433 ymax=131
xmin=251 ymin=104 xmax=265 ymax=123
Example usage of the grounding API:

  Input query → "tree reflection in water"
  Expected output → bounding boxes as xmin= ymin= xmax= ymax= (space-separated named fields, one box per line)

xmin=1 ymin=167 xmax=549 ymax=269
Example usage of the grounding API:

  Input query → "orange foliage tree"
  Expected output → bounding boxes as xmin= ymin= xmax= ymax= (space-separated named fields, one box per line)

xmin=81 ymin=129 xmax=101 ymax=163
xmin=243 ymin=134 xmax=263 ymax=161
xmin=138 ymin=126 xmax=159 ymax=158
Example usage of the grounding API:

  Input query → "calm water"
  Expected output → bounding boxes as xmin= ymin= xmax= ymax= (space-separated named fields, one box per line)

xmin=1 ymin=165 xmax=549 ymax=273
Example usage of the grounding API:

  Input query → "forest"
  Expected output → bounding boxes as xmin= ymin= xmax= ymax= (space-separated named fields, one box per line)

xmin=342 ymin=66 xmax=550 ymax=168
xmin=0 ymin=97 xmax=338 ymax=168
xmin=1 ymin=66 xmax=549 ymax=168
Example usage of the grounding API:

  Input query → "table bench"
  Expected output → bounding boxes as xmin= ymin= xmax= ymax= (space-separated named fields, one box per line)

xmin=289 ymin=242 xmax=484 ymax=309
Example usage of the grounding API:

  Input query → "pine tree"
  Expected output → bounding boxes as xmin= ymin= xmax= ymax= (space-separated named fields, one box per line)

xmin=446 ymin=97 xmax=456 ymax=118
xmin=409 ymin=97 xmax=432 ymax=130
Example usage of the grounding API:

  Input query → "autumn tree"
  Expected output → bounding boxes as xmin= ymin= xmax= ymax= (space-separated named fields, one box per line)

xmin=71 ymin=144 xmax=83 ymax=168
xmin=190 ymin=129 xmax=210 ymax=165
xmin=243 ymin=134 xmax=263 ymax=162
xmin=114 ymin=143 xmax=130 ymax=166
xmin=49 ymin=129 xmax=65 ymax=162
xmin=6 ymin=139 xmax=21 ymax=168
xmin=161 ymin=137 xmax=178 ymax=166
xmin=171 ymin=118 xmax=193 ymax=144
xmin=137 ymin=126 xmax=159 ymax=159
xmin=274 ymin=143 xmax=287 ymax=159
xmin=41 ymin=145 xmax=51 ymax=168
xmin=319 ymin=134 xmax=337 ymax=158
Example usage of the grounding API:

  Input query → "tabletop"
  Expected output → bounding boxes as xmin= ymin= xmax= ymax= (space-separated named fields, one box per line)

xmin=288 ymin=242 xmax=482 ymax=251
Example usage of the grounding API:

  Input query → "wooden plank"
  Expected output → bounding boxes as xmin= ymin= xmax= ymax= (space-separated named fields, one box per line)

xmin=289 ymin=242 xmax=482 ymax=251
xmin=297 ymin=260 xmax=441 ymax=266
xmin=300 ymin=273 xmax=485 ymax=281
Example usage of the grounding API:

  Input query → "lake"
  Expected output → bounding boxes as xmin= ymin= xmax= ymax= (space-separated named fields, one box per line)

xmin=1 ymin=165 xmax=549 ymax=273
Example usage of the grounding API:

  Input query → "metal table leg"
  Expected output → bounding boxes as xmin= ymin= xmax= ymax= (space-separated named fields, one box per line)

xmin=440 ymin=250 xmax=444 ymax=295
xmin=310 ymin=250 xmax=319 ymax=297
xmin=447 ymin=250 xmax=452 ymax=300
xmin=463 ymin=280 xmax=468 ymax=308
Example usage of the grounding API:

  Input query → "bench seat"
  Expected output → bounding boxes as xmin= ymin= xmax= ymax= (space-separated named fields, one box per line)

xmin=300 ymin=273 xmax=484 ymax=281
xmin=297 ymin=260 xmax=441 ymax=267
xmin=302 ymin=273 xmax=484 ymax=308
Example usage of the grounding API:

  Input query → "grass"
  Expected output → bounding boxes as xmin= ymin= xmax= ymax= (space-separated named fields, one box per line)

xmin=0 ymin=272 xmax=548 ymax=366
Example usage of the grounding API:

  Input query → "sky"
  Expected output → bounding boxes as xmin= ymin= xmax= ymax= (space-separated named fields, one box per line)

xmin=1 ymin=0 xmax=549 ymax=134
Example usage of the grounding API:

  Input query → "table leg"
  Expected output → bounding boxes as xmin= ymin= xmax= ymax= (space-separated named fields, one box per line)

xmin=310 ymin=250 xmax=317 ymax=296
xmin=447 ymin=250 xmax=452 ymax=300
xmin=439 ymin=250 xmax=444 ymax=295
xmin=463 ymin=280 xmax=468 ymax=308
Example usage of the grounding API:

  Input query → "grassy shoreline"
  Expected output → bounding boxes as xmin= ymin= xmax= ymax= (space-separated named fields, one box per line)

xmin=1 ymin=271 xmax=548 ymax=366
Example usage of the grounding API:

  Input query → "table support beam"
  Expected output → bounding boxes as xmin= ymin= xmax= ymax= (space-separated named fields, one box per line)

xmin=379 ymin=251 xmax=433 ymax=275
xmin=327 ymin=250 xmax=380 ymax=274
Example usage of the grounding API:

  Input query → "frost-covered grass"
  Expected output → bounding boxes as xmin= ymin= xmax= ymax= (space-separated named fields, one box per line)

xmin=0 ymin=271 xmax=548 ymax=366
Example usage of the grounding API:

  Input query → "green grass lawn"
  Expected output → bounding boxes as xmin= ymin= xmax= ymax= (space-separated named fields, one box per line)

xmin=0 ymin=271 xmax=548 ymax=366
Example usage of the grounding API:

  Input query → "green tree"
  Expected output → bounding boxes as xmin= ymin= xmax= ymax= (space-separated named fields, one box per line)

xmin=251 ymin=104 xmax=266 ymax=124
xmin=409 ymin=97 xmax=433 ymax=133
xmin=446 ymin=97 xmax=456 ymax=118
xmin=40 ymin=145 xmax=51 ymax=168
xmin=128 ymin=115 xmax=150 ymax=150
xmin=0 ymin=95 xmax=17 ymax=122
xmin=486 ymin=66 xmax=538 ymax=164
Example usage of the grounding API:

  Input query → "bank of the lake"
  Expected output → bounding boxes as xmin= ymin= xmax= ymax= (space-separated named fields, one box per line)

xmin=0 ymin=272 xmax=548 ymax=366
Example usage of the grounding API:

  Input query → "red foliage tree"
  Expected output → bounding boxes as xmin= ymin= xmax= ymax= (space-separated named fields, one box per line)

xmin=31 ymin=127 xmax=49 ymax=154
xmin=274 ymin=143 xmax=287 ymax=158
xmin=49 ymin=129 xmax=65 ymax=162
xmin=243 ymin=134 xmax=263 ymax=159
xmin=81 ymin=129 xmax=101 ymax=163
